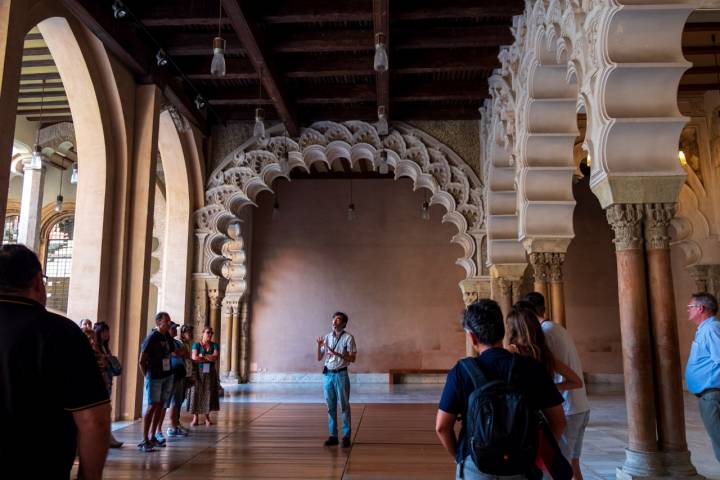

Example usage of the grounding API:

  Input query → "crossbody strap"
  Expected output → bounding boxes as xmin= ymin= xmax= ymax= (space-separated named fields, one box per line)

xmin=459 ymin=357 xmax=488 ymax=390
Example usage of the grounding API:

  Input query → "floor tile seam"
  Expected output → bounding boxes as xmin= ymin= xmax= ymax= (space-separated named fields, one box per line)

xmin=156 ymin=403 xmax=282 ymax=479
xmin=341 ymin=404 xmax=366 ymax=480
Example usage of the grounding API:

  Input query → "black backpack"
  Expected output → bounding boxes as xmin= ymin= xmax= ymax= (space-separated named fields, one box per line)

xmin=460 ymin=355 xmax=538 ymax=476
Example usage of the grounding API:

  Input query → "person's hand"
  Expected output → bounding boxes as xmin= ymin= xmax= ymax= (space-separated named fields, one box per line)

xmin=316 ymin=336 xmax=325 ymax=347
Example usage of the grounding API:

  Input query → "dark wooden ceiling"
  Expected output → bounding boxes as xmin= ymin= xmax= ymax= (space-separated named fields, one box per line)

xmin=63 ymin=0 xmax=523 ymax=133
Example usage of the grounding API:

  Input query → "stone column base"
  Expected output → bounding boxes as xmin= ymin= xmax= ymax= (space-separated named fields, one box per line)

xmin=616 ymin=449 xmax=704 ymax=479
xmin=221 ymin=372 xmax=240 ymax=384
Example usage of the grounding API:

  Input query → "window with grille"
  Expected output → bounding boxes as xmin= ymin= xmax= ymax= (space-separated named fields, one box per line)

xmin=3 ymin=215 xmax=19 ymax=244
xmin=45 ymin=216 xmax=74 ymax=314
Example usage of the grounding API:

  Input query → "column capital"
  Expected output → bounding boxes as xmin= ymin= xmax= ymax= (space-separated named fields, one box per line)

xmin=548 ymin=252 xmax=565 ymax=283
xmin=459 ymin=277 xmax=491 ymax=306
xmin=208 ymin=288 xmax=223 ymax=309
xmin=606 ymin=204 xmax=644 ymax=251
xmin=644 ymin=203 xmax=676 ymax=250
xmin=528 ymin=252 xmax=551 ymax=282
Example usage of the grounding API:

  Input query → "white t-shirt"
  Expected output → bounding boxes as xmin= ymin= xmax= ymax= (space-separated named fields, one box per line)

xmin=542 ymin=320 xmax=590 ymax=415
xmin=322 ymin=330 xmax=357 ymax=370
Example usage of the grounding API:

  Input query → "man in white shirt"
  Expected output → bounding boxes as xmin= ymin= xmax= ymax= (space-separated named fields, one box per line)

xmin=316 ymin=311 xmax=357 ymax=448
xmin=525 ymin=292 xmax=590 ymax=480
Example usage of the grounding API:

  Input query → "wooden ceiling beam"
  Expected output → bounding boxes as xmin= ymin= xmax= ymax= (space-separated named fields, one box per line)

xmin=394 ymin=0 xmax=523 ymax=21
xmin=263 ymin=0 xmax=371 ymax=24
xmin=18 ymin=90 xmax=66 ymax=98
xmin=683 ymin=45 xmax=720 ymax=55
xmin=394 ymin=26 xmax=513 ymax=49
xmin=17 ymin=100 xmax=69 ymax=108
xmin=16 ymin=107 xmax=72 ymax=115
xmin=22 ymin=47 xmax=51 ymax=56
xmin=373 ymin=0 xmax=389 ymax=120
xmin=683 ymin=22 xmax=720 ymax=33
xmin=678 ymin=83 xmax=720 ymax=93
xmin=174 ymin=56 xmax=258 ymax=79
xmin=22 ymin=59 xmax=56 ymax=68
xmin=19 ymin=72 xmax=60 ymax=82
xmin=60 ymin=0 xmax=208 ymax=132
xmin=685 ymin=66 xmax=720 ymax=75
xmin=221 ymin=0 xmax=299 ymax=135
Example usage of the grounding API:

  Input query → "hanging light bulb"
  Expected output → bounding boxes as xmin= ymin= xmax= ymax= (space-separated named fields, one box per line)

xmin=155 ymin=49 xmax=168 ymax=67
xmin=112 ymin=0 xmax=128 ymax=19
xmin=378 ymin=149 xmax=389 ymax=175
xmin=29 ymin=144 xmax=43 ymax=169
xmin=54 ymin=194 xmax=64 ymax=213
xmin=55 ymin=158 xmax=64 ymax=213
xmin=254 ymin=107 xmax=266 ymax=139
xmin=373 ymin=33 xmax=388 ymax=72
xmin=347 ymin=203 xmax=356 ymax=222
xmin=377 ymin=105 xmax=388 ymax=136
xmin=211 ymin=37 xmax=226 ymax=76
xmin=70 ymin=162 xmax=78 ymax=184
xmin=679 ymin=150 xmax=687 ymax=166
xmin=586 ymin=154 xmax=592 ymax=167
xmin=421 ymin=201 xmax=430 ymax=221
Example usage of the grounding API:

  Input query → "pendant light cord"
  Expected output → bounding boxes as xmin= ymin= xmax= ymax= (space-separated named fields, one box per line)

xmin=35 ymin=79 xmax=46 ymax=145
xmin=218 ymin=0 xmax=222 ymax=38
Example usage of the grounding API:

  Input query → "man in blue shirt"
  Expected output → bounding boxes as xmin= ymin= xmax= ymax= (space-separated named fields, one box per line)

xmin=685 ymin=292 xmax=720 ymax=461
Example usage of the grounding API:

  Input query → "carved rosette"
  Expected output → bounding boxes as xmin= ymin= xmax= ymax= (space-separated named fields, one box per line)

xmin=644 ymin=203 xmax=676 ymax=251
xmin=548 ymin=253 xmax=565 ymax=283
xmin=606 ymin=204 xmax=644 ymax=252
xmin=529 ymin=252 xmax=551 ymax=283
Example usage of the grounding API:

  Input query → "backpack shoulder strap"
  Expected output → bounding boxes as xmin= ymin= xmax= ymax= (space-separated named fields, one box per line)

xmin=459 ymin=357 xmax=489 ymax=390
xmin=507 ymin=353 xmax=517 ymax=383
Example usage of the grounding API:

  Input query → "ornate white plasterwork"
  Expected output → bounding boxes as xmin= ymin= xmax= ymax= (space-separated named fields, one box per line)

xmin=194 ymin=121 xmax=485 ymax=282
xmin=483 ymin=0 xmax=694 ymax=258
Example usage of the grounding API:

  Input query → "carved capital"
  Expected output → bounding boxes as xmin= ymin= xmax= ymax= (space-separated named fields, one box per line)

xmin=208 ymin=288 xmax=223 ymax=309
xmin=498 ymin=277 xmax=512 ymax=299
xmin=644 ymin=203 xmax=676 ymax=250
xmin=606 ymin=204 xmax=644 ymax=251
xmin=529 ymin=252 xmax=550 ymax=283
xmin=459 ymin=277 xmax=491 ymax=306
xmin=548 ymin=253 xmax=565 ymax=283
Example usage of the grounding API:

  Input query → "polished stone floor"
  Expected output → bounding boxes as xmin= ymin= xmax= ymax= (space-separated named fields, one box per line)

xmin=95 ymin=384 xmax=719 ymax=480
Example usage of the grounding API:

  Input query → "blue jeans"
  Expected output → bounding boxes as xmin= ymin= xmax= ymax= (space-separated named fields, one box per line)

xmin=456 ymin=455 xmax=527 ymax=480
xmin=699 ymin=389 xmax=720 ymax=462
xmin=323 ymin=370 xmax=351 ymax=438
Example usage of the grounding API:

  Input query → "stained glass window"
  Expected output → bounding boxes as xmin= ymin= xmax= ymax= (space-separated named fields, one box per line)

xmin=3 ymin=215 xmax=19 ymax=244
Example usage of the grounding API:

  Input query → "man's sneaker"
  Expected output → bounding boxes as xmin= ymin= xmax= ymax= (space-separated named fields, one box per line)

xmin=166 ymin=427 xmax=178 ymax=438
xmin=149 ymin=437 xmax=166 ymax=448
xmin=137 ymin=440 xmax=155 ymax=452
xmin=178 ymin=426 xmax=190 ymax=436
xmin=155 ymin=432 xmax=166 ymax=444
xmin=323 ymin=436 xmax=339 ymax=446
xmin=341 ymin=436 xmax=351 ymax=448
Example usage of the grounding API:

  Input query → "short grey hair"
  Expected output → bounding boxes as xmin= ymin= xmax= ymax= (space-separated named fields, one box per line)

xmin=692 ymin=292 xmax=718 ymax=316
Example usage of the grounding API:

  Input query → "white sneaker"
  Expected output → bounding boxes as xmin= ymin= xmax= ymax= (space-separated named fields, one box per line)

xmin=155 ymin=432 xmax=166 ymax=444
xmin=166 ymin=427 xmax=178 ymax=437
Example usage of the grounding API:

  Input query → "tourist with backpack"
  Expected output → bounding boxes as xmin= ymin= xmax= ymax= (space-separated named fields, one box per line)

xmin=436 ymin=299 xmax=567 ymax=479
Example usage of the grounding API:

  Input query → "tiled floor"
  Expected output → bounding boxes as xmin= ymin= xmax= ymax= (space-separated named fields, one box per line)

xmin=95 ymin=384 xmax=720 ymax=479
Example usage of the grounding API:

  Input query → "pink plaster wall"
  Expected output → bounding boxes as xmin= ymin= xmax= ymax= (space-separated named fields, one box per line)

xmin=564 ymin=177 xmax=623 ymax=374
xmin=248 ymin=178 xmax=467 ymax=374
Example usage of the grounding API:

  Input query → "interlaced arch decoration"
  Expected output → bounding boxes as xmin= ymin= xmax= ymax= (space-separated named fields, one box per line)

xmin=484 ymin=0 xmax=693 ymax=258
xmin=194 ymin=121 xmax=486 ymax=291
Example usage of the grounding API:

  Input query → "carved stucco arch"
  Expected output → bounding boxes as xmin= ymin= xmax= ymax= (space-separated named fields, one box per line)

xmin=485 ymin=0 xmax=694 ymax=259
xmin=194 ymin=121 xmax=485 ymax=293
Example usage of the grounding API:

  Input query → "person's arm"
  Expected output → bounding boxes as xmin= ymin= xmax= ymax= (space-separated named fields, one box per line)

xmin=554 ymin=359 xmax=583 ymax=391
xmin=316 ymin=336 xmax=325 ymax=362
xmin=191 ymin=346 xmax=201 ymax=362
xmin=138 ymin=351 xmax=149 ymax=377
xmin=435 ymin=410 xmax=458 ymax=458
xmin=207 ymin=344 xmax=220 ymax=361
xmin=74 ymin=402 xmax=111 ymax=480
xmin=541 ymin=404 xmax=566 ymax=441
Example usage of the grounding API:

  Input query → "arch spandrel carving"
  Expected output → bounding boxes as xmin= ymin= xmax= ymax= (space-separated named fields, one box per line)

xmin=197 ymin=121 xmax=485 ymax=280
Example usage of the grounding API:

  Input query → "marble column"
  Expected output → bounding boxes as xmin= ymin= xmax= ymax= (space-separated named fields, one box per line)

xmin=228 ymin=305 xmax=240 ymax=381
xmin=220 ymin=302 xmax=234 ymax=379
xmin=208 ymin=289 xmax=221 ymax=339
xmin=497 ymin=278 xmax=513 ymax=318
xmin=549 ymin=253 xmax=566 ymax=327
xmin=16 ymin=157 xmax=45 ymax=252
xmin=607 ymin=204 xmax=663 ymax=478
xmin=239 ymin=299 xmax=250 ymax=382
xmin=644 ymin=204 xmax=698 ymax=477
xmin=528 ymin=252 xmax=552 ymax=316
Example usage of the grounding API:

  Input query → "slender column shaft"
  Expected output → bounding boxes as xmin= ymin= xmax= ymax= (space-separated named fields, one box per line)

xmin=239 ymin=300 xmax=250 ymax=382
xmin=17 ymin=162 xmax=45 ymax=251
xmin=229 ymin=308 xmax=240 ymax=378
xmin=607 ymin=204 xmax=658 ymax=454
xmin=549 ymin=253 xmax=566 ymax=326
xmin=222 ymin=306 xmax=234 ymax=377
xmin=498 ymin=278 xmax=513 ymax=318
xmin=529 ymin=253 xmax=551 ymax=316
xmin=209 ymin=293 xmax=221 ymax=340
xmin=645 ymin=204 xmax=689 ymax=454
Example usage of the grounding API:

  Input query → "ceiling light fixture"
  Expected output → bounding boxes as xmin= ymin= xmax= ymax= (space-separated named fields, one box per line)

xmin=421 ymin=191 xmax=430 ymax=221
xmin=112 ymin=0 xmax=128 ymax=19
xmin=374 ymin=33 xmax=388 ymax=72
xmin=377 ymin=105 xmax=388 ymax=136
xmin=347 ymin=179 xmax=356 ymax=222
xmin=679 ymin=150 xmax=687 ymax=167
xmin=155 ymin=49 xmax=168 ymax=67
xmin=254 ymin=68 xmax=266 ymax=140
xmin=194 ymin=94 xmax=206 ymax=110
xmin=55 ymin=158 xmax=64 ymax=213
xmin=29 ymin=79 xmax=46 ymax=170
xmin=211 ymin=1 xmax=226 ymax=76
xmin=70 ymin=162 xmax=78 ymax=184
